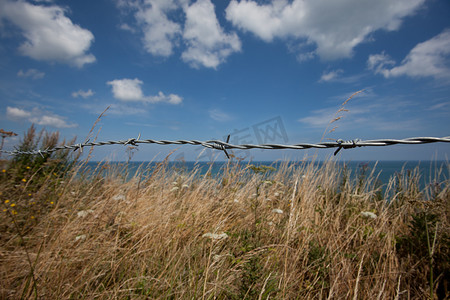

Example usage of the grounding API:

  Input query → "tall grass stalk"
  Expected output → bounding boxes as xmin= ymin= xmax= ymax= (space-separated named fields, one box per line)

xmin=0 ymin=157 xmax=448 ymax=299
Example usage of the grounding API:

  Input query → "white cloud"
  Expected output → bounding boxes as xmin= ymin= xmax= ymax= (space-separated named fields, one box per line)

xmin=319 ymin=70 xmax=366 ymax=84
xmin=134 ymin=0 xmax=182 ymax=57
xmin=119 ymin=23 xmax=136 ymax=33
xmin=17 ymin=68 xmax=45 ymax=80
xmin=368 ymin=30 xmax=450 ymax=80
xmin=298 ymin=107 xmax=387 ymax=131
xmin=107 ymin=78 xmax=183 ymax=104
xmin=319 ymin=69 xmax=343 ymax=82
xmin=296 ymin=51 xmax=316 ymax=62
xmin=107 ymin=78 xmax=144 ymax=101
xmin=29 ymin=115 xmax=74 ymax=128
xmin=181 ymin=0 xmax=241 ymax=69
xmin=117 ymin=0 xmax=240 ymax=69
xmin=225 ymin=0 xmax=425 ymax=60
xmin=6 ymin=107 xmax=32 ymax=119
xmin=0 ymin=0 xmax=95 ymax=67
xmin=6 ymin=106 xmax=77 ymax=128
xmin=209 ymin=109 xmax=232 ymax=122
xmin=1 ymin=135 xmax=19 ymax=149
xmin=72 ymin=89 xmax=94 ymax=99
xmin=148 ymin=91 xmax=183 ymax=104
xmin=298 ymin=107 xmax=342 ymax=128
xmin=367 ymin=52 xmax=396 ymax=77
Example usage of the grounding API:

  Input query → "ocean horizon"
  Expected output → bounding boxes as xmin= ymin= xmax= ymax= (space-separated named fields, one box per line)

xmin=82 ymin=160 xmax=449 ymax=189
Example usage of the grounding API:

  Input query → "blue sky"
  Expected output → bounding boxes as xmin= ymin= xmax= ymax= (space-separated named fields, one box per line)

xmin=1 ymin=0 xmax=449 ymax=161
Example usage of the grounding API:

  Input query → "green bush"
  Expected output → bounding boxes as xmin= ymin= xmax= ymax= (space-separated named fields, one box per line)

xmin=1 ymin=125 xmax=77 ymax=230
xmin=396 ymin=211 xmax=450 ymax=299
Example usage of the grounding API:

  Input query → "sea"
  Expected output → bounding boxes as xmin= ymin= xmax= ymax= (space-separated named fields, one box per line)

xmin=83 ymin=160 xmax=449 ymax=190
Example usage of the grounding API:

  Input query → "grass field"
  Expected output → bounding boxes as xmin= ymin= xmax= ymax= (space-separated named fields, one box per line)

xmin=1 ymin=154 xmax=449 ymax=299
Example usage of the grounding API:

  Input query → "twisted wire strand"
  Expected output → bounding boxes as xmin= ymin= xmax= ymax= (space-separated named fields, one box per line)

xmin=1 ymin=136 xmax=449 ymax=157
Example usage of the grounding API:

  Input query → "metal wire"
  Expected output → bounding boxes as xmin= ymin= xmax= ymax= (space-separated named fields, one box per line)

xmin=1 ymin=135 xmax=449 ymax=158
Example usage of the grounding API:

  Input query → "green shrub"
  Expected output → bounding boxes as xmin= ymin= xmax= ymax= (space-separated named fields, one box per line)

xmin=1 ymin=125 xmax=77 ymax=230
xmin=396 ymin=211 xmax=450 ymax=299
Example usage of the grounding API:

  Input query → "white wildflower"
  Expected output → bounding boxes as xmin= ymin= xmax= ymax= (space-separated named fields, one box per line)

xmin=75 ymin=234 xmax=86 ymax=242
xmin=274 ymin=192 xmax=280 ymax=197
xmin=171 ymin=186 xmax=179 ymax=192
xmin=112 ymin=194 xmax=126 ymax=201
xmin=361 ymin=211 xmax=377 ymax=219
xmin=172 ymin=181 xmax=178 ymax=185
xmin=268 ymin=221 xmax=274 ymax=226
xmin=202 ymin=232 xmax=228 ymax=241
xmin=182 ymin=184 xmax=189 ymax=189
xmin=233 ymin=199 xmax=239 ymax=203
xmin=272 ymin=208 xmax=283 ymax=214
xmin=77 ymin=210 xmax=94 ymax=218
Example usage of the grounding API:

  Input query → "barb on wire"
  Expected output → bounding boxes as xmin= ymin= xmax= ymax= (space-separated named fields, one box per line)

xmin=73 ymin=143 xmax=84 ymax=153
xmin=209 ymin=135 xmax=230 ymax=159
xmin=124 ymin=133 xmax=141 ymax=146
xmin=334 ymin=139 xmax=362 ymax=156
xmin=37 ymin=149 xmax=45 ymax=158
xmin=0 ymin=135 xmax=449 ymax=159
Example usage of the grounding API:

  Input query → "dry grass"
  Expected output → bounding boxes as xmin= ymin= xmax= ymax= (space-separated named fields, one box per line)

xmin=0 ymin=159 xmax=449 ymax=299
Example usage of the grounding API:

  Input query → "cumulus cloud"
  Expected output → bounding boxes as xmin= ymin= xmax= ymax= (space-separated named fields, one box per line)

xmin=29 ymin=115 xmax=74 ymax=128
xmin=133 ymin=0 xmax=182 ymax=57
xmin=148 ymin=91 xmax=183 ymax=105
xmin=117 ymin=0 xmax=240 ymax=69
xmin=225 ymin=0 xmax=425 ymax=60
xmin=107 ymin=78 xmax=182 ymax=104
xmin=0 ymin=0 xmax=95 ymax=67
xmin=6 ymin=107 xmax=32 ymax=119
xmin=368 ymin=30 xmax=450 ymax=80
xmin=6 ymin=106 xmax=77 ymax=128
xmin=182 ymin=0 xmax=241 ymax=69
xmin=17 ymin=68 xmax=45 ymax=80
xmin=72 ymin=89 xmax=94 ymax=99
xmin=107 ymin=78 xmax=144 ymax=101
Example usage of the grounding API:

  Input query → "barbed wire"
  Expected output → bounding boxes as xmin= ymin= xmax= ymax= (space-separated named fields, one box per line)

xmin=1 ymin=135 xmax=449 ymax=158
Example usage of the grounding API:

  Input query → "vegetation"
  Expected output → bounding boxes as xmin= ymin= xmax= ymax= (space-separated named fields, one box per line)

xmin=0 ymin=127 xmax=449 ymax=299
